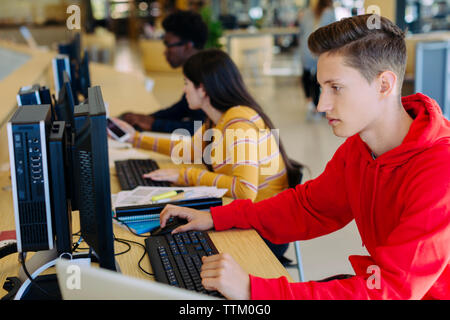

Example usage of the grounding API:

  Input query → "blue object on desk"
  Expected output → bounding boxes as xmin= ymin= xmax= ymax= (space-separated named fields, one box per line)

xmin=122 ymin=219 xmax=161 ymax=235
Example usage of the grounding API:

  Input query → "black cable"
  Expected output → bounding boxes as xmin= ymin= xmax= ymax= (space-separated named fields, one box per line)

xmin=114 ymin=237 xmax=131 ymax=256
xmin=72 ymin=235 xmax=85 ymax=251
xmin=112 ymin=219 xmax=155 ymax=276
xmin=113 ymin=236 xmax=154 ymax=277
xmin=20 ymin=252 xmax=58 ymax=299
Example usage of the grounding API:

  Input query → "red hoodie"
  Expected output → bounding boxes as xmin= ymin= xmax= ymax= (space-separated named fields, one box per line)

xmin=210 ymin=93 xmax=450 ymax=300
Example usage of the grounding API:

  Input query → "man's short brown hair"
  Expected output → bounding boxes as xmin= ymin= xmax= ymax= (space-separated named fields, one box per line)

xmin=308 ymin=14 xmax=407 ymax=88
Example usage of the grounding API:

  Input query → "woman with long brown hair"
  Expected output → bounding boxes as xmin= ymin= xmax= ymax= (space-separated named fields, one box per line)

xmin=113 ymin=49 xmax=303 ymax=263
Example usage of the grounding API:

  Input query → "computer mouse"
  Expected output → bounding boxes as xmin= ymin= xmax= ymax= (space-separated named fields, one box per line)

xmin=151 ymin=217 xmax=188 ymax=236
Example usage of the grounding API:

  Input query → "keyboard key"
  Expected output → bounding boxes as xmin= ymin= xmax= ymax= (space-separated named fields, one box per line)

xmin=188 ymin=231 xmax=199 ymax=244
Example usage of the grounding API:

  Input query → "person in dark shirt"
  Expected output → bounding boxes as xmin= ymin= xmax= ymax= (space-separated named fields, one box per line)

xmin=120 ymin=10 xmax=208 ymax=134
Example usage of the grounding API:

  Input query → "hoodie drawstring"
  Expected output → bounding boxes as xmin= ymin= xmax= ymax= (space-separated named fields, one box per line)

xmin=368 ymin=163 xmax=381 ymax=246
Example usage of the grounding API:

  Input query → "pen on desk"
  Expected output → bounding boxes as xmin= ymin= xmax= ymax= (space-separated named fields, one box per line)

xmin=154 ymin=190 xmax=194 ymax=203
xmin=151 ymin=190 xmax=184 ymax=202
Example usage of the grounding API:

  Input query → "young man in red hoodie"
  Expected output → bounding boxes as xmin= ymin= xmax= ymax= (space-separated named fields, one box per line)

xmin=158 ymin=14 xmax=450 ymax=299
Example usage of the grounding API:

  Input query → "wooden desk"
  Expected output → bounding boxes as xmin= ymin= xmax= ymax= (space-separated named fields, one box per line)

xmin=0 ymin=41 xmax=56 ymax=169
xmin=0 ymin=146 xmax=292 ymax=297
xmin=90 ymin=62 xmax=161 ymax=117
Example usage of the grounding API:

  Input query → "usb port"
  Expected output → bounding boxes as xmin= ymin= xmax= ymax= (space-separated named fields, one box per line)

xmin=32 ymin=168 xmax=42 ymax=174
xmin=31 ymin=162 xmax=41 ymax=168
xmin=33 ymin=174 xmax=42 ymax=180
xmin=31 ymin=156 xmax=41 ymax=162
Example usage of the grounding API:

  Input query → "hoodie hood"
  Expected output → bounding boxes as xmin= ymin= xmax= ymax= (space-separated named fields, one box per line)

xmin=352 ymin=93 xmax=450 ymax=253
xmin=356 ymin=93 xmax=450 ymax=167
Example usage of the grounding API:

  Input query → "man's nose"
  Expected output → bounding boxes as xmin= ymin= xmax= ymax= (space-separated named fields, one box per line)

xmin=316 ymin=95 xmax=332 ymax=113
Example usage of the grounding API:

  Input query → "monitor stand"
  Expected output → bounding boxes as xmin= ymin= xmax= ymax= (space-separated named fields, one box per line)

xmin=13 ymin=247 xmax=121 ymax=300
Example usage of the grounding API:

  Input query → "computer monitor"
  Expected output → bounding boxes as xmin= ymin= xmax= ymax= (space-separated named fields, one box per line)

xmin=48 ymin=121 xmax=73 ymax=256
xmin=55 ymin=72 xmax=75 ymax=123
xmin=74 ymin=86 xmax=116 ymax=271
xmin=78 ymin=49 xmax=91 ymax=99
xmin=53 ymin=71 xmax=81 ymax=212
xmin=52 ymin=54 xmax=71 ymax=97
xmin=58 ymin=33 xmax=81 ymax=103
xmin=55 ymin=71 xmax=76 ymax=129
xmin=58 ymin=33 xmax=81 ymax=66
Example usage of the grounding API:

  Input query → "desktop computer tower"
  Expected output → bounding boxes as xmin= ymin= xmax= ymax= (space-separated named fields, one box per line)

xmin=16 ymin=84 xmax=41 ymax=106
xmin=17 ymin=85 xmax=53 ymax=106
xmin=17 ymin=85 xmax=55 ymax=121
xmin=7 ymin=105 xmax=54 ymax=252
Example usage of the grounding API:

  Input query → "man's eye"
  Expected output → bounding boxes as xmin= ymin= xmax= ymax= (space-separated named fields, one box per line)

xmin=332 ymin=86 xmax=341 ymax=92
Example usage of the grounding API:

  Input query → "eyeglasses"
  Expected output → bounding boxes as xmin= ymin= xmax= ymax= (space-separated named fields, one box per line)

xmin=163 ymin=40 xmax=189 ymax=48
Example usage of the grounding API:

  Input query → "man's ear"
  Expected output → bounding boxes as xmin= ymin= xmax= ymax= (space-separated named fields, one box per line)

xmin=378 ymin=71 xmax=397 ymax=97
xmin=184 ymin=40 xmax=195 ymax=52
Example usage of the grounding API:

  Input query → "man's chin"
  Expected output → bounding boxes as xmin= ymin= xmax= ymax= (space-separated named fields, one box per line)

xmin=331 ymin=126 xmax=353 ymax=138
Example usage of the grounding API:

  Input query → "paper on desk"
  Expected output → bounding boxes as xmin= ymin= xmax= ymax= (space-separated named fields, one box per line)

xmin=108 ymin=138 xmax=132 ymax=149
xmin=112 ymin=186 xmax=227 ymax=209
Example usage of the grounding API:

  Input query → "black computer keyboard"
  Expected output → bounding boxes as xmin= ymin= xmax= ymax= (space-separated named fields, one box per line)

xmin=145 ymin=231 xmax=223 ymax=297
xmin=114 ymin=158 xmax=171 ymax=190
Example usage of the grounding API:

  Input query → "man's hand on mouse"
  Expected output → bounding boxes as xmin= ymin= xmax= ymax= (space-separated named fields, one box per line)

xmin=160 ymin=204 xmax=214 ymax=234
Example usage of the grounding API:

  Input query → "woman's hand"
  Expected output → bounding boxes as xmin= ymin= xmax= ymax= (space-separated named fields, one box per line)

xmin=108 ymin=117 xmax=136 ymax=143
xmin=121 ymin=113 xmax=155 ymax=132
xmin=143 ymin=168 xmax=180 ymax=183
xmin=201 ymin=253 xmax=251 ymax=300
xmin=159 ymin=204 xmax=214 ymax=233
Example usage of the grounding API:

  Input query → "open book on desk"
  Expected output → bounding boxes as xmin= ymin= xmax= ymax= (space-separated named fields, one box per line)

xmin=111 ymin=186 xmax=227 ymax=234
xmin=112 ymin=186 xmax=227 ymax=209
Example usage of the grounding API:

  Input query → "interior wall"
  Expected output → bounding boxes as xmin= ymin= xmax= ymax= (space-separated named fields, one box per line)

xmin=0 ymin=0 xmax=81 ymax=25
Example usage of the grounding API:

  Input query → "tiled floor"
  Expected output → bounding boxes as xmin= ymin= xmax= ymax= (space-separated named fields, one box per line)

xmin=114 ymin=39 xmax=368 ymax=283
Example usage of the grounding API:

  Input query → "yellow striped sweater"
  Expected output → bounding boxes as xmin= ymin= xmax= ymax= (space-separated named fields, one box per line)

xmin=132 ymin=106 xmax=288 ymax=202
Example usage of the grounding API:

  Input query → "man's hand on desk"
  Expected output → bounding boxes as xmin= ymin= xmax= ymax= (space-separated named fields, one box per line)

xmin=120 ymin=112 xmax=155 ymax=132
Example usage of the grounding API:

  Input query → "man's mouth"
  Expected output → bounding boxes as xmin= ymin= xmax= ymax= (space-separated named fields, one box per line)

xmin=326 ymin=117 xmax=341 ymax=126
